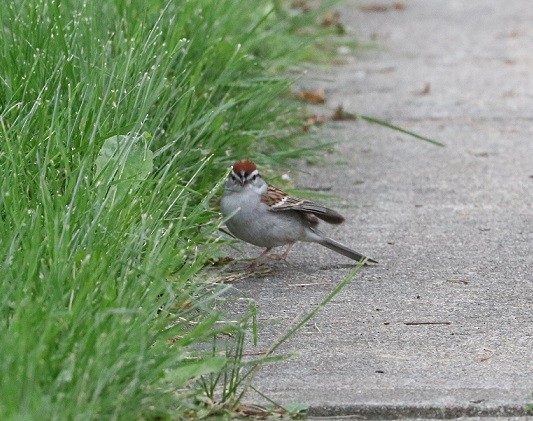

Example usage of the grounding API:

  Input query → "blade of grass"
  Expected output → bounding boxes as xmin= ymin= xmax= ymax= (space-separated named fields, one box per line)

xmin=267 ymin=260 xmax=364 ymax=357
xmin=360 ymin=114 xmax=445 ymax=147
xmin=235 ymin=260 xmax=366 ymax=404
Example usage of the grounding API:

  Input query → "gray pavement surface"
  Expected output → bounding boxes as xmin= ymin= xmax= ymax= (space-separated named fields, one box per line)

xmin=224 ymin=0 xmax=532 ymax=418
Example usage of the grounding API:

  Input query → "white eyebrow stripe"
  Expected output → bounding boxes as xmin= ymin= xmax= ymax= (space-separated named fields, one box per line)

xmin=245 ymin=169 xmax=259 ymax=178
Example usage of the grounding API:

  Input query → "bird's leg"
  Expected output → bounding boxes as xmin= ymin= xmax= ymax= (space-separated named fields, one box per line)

xmin=248 ymin=243 xmax=295 ymax=269
xmin=279 ymin=242 xmax=295 ymax=260
xmin=248 ymin=247 xmax=273 ymax=270
xmin=267 ymin=242 xmax=295 ymax=261
xmin=256 ymin=247 xmax=273 ymax=260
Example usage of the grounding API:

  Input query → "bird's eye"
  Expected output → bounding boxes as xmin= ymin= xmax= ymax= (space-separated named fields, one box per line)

xmin=231 ymin=174 xmax=237 ymax=182
xmin=252 ymin=174 xmax=257 ymax=181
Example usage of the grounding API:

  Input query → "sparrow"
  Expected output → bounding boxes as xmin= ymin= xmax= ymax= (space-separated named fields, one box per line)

xmin=220 ymin=160 xmax=377 ymax=265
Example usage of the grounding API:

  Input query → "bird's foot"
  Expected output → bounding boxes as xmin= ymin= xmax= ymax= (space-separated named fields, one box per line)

xmin=247 ymin=243 xmax=295 ymax=270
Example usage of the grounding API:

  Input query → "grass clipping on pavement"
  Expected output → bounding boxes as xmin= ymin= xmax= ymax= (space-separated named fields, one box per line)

xmin=0 ymin=0 xmax=348 ymax=418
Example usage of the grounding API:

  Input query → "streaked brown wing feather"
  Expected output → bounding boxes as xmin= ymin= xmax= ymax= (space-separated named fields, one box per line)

xmin=262 ymin=185 xmax=345 ymax=224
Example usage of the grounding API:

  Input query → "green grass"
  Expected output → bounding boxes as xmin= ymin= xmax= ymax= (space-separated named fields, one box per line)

xmin=0 ymin=0 xmax=339 ymax=419
xmin=0 ymin=0 xmax=441 ymax=418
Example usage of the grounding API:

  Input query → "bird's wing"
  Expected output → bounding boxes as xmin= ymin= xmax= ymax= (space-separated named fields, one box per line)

xmin=262 ymin=185 xmax=345 ymax=224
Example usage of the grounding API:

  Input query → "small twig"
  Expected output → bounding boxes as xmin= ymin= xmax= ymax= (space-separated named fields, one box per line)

xmin=288 ymin=282 xmax=330 ymax=287
xmin=241 ymin=351 xmax=267 ymax=357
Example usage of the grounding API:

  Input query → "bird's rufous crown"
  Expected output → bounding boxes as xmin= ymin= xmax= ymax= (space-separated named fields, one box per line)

xmin=232 ymin=160 xmax=257 ymax=175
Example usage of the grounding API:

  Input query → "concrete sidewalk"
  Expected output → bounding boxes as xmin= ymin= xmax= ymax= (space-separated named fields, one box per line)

xmin=228 ymin=0 xmax=532 ymax=418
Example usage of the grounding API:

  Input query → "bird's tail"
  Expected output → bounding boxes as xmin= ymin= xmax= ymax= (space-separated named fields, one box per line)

xmin=318 ymin=236 xmax=377 ymax=264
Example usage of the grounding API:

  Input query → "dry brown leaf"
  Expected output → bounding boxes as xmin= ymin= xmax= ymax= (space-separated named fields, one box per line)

xmin=321 ymin=11 xmax=341 ymax=27
xmin=414 ymin=82 xmax=431 ymax=95
xmin=331 ymin=104 xmax=356 ymax=120
xmin=305 ymin=114 xmax=328 ymax=125
xmin=360 ymin=2 xmax=406 ymax=12
xmin=291 ymin=0 xmax=307 ymax=7
xmin=360 ymin=4 xmax=389 ymax=12
xmin=393 ymin=2 xmax=406 ymax=10
xmin=167 ymin=335 xmax=184 ymax=345
xmin=296 ymin=88 xmax=327 ymax=104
